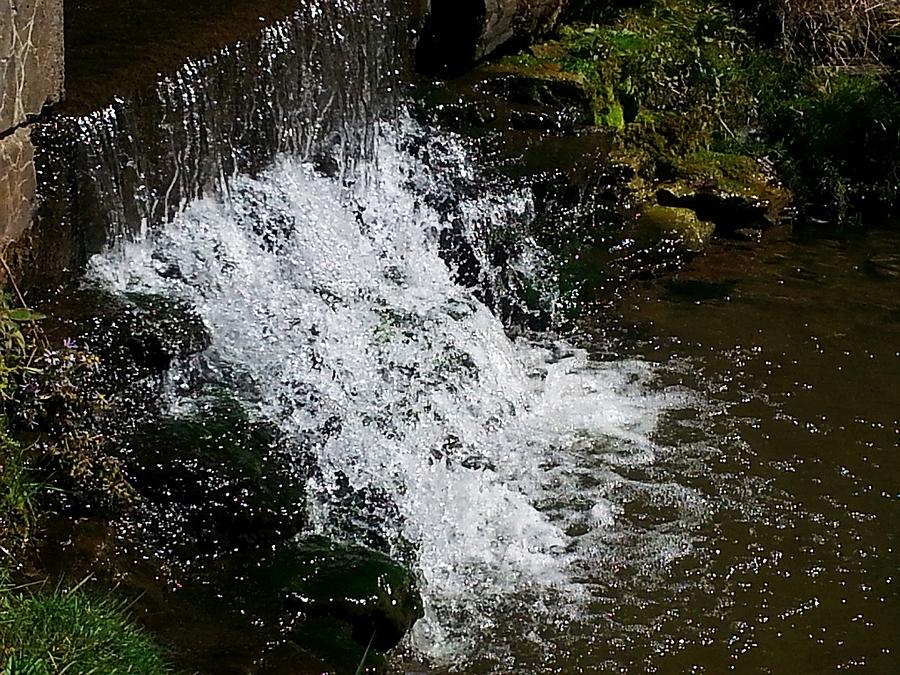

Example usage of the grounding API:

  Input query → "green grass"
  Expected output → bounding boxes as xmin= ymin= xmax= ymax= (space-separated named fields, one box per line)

xmin=0 ymin=583 xmax=172 ymax=674
xmin=0 ymin=428 xmax=40 ymax=558
xmin=1 ymin=292 xmax=42 ymax=558
xmin=767 ymin=72 xmax=900 ymax=220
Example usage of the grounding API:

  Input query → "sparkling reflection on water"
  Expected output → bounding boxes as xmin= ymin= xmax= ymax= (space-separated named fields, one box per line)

xmin=546 ymin=225 xmax=900 ymax=674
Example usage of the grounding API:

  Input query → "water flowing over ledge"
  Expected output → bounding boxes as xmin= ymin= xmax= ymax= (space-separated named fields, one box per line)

xmin=20 ymin=0 xmax=410 ymax=285
xmin=88 ymin=119 xmax=698 ymax=664
xmin=30 ymin=0 xmax=707 ymax=667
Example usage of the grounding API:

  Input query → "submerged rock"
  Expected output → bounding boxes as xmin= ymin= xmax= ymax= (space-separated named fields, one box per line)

xmin=264 ymin=536 xmax=423 ymax=652
xmin=121 ymin=392 xmax=306 ymax=555
xmin=265 ymin=618 xmax=388 ymax=674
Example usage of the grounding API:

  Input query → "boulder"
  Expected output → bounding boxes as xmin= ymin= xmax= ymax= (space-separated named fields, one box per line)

xmin=38 ymin=286 xmax=210 ymax=379
xmin=121 ymin=392 xmax=306 ymax=556
xmin=418 ymin=0 xmax=571 ymax=74
xmin=655 ymin=151 xmax=791 ymax=233
xmin=634 ymin=204 xmax=715 ymax=252
xmin=264 ymin=536 xmax=423 ymax=652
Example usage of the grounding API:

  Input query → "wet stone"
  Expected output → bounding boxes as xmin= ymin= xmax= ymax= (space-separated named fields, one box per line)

xmin=39 ymin=286 xmax=211 ymax=379
xmin=634 ymin=204 xmax=716 ymax=252
xmin=120 ymin=392 xmax=306 ymax=556
xmin=259 ymin=536 xmax=424 ymax=652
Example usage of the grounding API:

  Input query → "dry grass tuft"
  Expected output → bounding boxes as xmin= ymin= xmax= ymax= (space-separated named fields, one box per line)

xmin=774 ymin=0 xmax=900 ymax=64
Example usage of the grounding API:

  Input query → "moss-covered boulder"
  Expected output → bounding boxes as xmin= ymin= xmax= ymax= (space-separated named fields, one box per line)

xmin=656 ymin=150 xmax=791 ymax=232
xmin=121 ymin=392 xmax=306 ymax=555
xmin=280 ymin=617 xmax=388 ymax=674
xmin=264 ymin=537 xmax=423 ymax=652
xmin=415 ymin=65 xmax=596 ymax=134
xmin=634 ymin=204 xmax=715 ymax=251
xmin=486 ymin=42 xmax=624 ymax=128
xmin=39 ymin=286 xmax=210 ymax=379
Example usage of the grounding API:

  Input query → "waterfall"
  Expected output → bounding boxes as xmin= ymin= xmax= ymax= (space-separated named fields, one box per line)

xmin=34 ymin=0 xmax=409 ymax=271
xmin=78 ymin=0 xmax=698 ymax=667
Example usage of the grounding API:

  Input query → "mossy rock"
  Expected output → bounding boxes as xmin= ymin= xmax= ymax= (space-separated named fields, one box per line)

xmin=489 ymin=45 xmax=625 ymax=129
xmin=39 ymin=286 xmax=210 ymax=378
xmin=634 ymin=204 xmax=715 ymax=251
xmin=277 ymin=617 xmax=388 ymax=674
xmin=122 ymin=392 xmax=306 ymax=553
xmin=414 ymin=69 xmax=589 ymax=133
xmin=657 ymin=151 xmax=791 ymax=230
xmin=262 ymin=536 xmax=423 ymax=652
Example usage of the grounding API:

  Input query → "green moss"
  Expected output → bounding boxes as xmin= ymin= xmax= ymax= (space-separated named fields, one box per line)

xmin=0 ymin=585 xmax=172 ymax=674
xmin=672 ymin=150 xmax=760 ymax=184
xmin=491 ymin=0 xmax=778 ymax=139
xmin=635 ymin=205 xmax=716 ymax=251
xmin=490 ymin=0 xmax=900 ymax=221
xmin=594 ymin=83 xmax=625 ymax=128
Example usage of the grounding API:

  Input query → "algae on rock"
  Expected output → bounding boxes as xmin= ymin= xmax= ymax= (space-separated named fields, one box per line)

xmin=634 ymin=204 xmax=716 ymax=252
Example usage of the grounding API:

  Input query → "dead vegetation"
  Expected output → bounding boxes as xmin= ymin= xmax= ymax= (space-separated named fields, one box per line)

xmin=772 ymin=0 xmax=900 ymax=65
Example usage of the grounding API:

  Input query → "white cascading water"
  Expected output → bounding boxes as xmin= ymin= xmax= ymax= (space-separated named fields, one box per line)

xmin=88 ymin=119 xmax=699 ymax=665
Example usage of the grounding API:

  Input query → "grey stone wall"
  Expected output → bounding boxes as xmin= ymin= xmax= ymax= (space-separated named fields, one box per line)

xmin=1 ymin=0 xmax=64 ymax=255
xmin=0 ymin=126 xmax=35 ymax=244
xmin=1 ymin=0 xmax=64 ymax=129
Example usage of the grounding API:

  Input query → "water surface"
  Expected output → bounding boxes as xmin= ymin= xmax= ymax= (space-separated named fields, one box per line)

xmin=550 ymin=225 xmax=900 ymax=674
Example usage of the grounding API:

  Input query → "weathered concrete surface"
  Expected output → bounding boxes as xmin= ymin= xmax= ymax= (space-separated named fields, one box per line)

xmin=0 ymin=126 xmax=35 ymax=251
xmin=1 ymin=0 xmax=64 ymax=130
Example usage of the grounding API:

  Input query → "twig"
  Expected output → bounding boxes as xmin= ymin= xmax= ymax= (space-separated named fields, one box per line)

xmin=355 ymin=630 xmax=376 ymax=675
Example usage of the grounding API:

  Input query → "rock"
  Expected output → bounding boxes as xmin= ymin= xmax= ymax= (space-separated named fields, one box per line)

xmin=264 ymin=536 xmax=423 ymax=652
xmin=634 ymin=204 xmax=715 ymax=252
xmin=415 ymin=67 xmax=592 ymax=134
xmin=279 ymin=618 xmax=388 ymax=674
xmin=655 ymin=151 xmax=791 ymax=232
xmin=0 ymin=0 xmax=64 ymax=132
xmin=0 ymin=127 xmax=37 ymax=255
xmin=121 ymin=392 xmax=306 ymax=555
xmin=418 ymin=0 xmax=571 ymax=74
xmin=38 ymin=286 xmax=210 ymax=379
xmin=476 ymin=71 xmax=595 ymax=122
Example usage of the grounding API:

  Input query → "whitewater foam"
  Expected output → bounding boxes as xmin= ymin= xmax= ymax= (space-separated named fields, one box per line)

xmin=89 ymin=125 xmax=696 ymax=664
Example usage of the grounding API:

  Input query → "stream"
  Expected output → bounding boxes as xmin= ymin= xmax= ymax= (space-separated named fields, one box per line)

xmin=48 ymin=0 xmax=899 ymax=672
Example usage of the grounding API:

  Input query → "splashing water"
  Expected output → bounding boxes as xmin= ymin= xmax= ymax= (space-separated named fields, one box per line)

xmin=88 ymin=121 xmax=697 ymax=666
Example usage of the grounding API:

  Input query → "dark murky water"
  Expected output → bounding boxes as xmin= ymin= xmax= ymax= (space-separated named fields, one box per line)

xmin=565 ymin=224 xmax=900 ymax=674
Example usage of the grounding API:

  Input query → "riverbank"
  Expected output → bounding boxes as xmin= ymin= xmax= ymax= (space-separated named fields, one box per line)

xmin=422 ymin=0 xmax=899 ymax=230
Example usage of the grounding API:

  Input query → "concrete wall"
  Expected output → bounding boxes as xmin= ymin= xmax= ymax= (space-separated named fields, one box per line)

xmin=1 ymin=0 xmax=64 ymax=255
